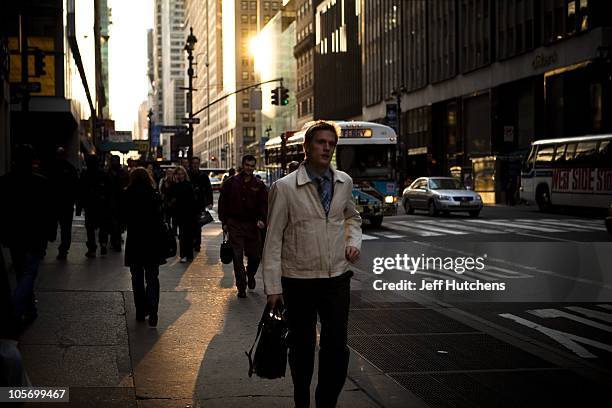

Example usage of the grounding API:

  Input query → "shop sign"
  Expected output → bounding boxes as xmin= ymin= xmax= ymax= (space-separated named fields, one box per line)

xmin=532 ymin=51 xmax=558 ymax=70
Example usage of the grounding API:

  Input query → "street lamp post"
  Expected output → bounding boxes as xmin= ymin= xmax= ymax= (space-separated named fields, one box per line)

xmin=184 ymin=27 xmax=197 ymax=158
xmin=147 ymin=109 xmax=153 ymax=160
xmin=392 ymin=86 xmax=407 ymax=186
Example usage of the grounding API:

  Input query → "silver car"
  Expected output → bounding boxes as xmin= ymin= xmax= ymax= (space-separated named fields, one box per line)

xmin=402 ymin=177 xmax=483 ymax=217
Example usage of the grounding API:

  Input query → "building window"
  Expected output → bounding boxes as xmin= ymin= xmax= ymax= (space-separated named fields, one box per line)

xmin=241 ymin=1 xmax=248 ymax=10
xmin=250 ymin=15 xmax=257 ymax=24
xmin=250 ymin=1 xmax=256 ymax=10
xmin=264 ymin=1 xmax=270 ymax=11
xmin=241 ymin=15 xmax=248 ymax=24
xmin=251 ymin=112 xmax=256 ymax=122
xmin=242 ymin=98 xmax=249 ymax=108
xmin=242 ymin=71 xmax=249 ymax=80
xmin=242 ymin=113 xmax=250 ymax=122
xmin=272 ymin=2 xmax=278 ymax=10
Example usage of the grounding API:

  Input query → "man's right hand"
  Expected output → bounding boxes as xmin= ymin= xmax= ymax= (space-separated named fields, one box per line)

xmin=266 ymin=294 xmax=283 ymax=310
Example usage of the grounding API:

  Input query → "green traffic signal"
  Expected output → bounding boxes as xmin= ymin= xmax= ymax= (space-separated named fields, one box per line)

xmin=280 ymin=87 xmax=289 ymax=105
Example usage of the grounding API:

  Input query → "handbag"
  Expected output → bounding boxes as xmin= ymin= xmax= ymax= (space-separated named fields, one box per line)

xmin=220 ymin=231 xmax=233 ymax=264
xmin=245 ymin=303 xmax=289 ymax=379
xmin=198 ymin=210 xmax=214 ymax=226
xmin=160 ymin=221 xmax=177 ymax=259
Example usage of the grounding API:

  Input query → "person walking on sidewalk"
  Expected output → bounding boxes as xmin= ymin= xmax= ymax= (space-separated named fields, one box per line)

xmin=0 ymin=144 xmax=55 ymax=326
xmin=262 ymin=121 xmax=362 ymax=408
xmin=188 ymin=156 xmax=213 ymax=252
xmin=47 ymin=147 xmax=78 ymax=260
xmin=168 ymin=166 xmax=198 ymax=263
xmin=122 ymin=167 xmax=166 ymax=327
xmin=218 ymin=155 xmax=267 ymax=298
xmin=107 ymin=155 xmax=129 ymax=251
xmin=76 ymin=155 xmax=112 ymax=258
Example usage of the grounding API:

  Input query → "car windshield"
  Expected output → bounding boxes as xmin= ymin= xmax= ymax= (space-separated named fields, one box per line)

xmin=429 ymin=178 xmax=464 ymax=190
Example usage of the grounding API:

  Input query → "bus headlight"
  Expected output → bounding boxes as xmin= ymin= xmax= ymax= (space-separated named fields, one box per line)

xmin=384 ymin=195 xmax=396 ymax=204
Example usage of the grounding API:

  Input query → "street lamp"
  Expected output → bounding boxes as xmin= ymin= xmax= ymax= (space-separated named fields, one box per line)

xmin=184 ymin=27 xmax=197 ymax=158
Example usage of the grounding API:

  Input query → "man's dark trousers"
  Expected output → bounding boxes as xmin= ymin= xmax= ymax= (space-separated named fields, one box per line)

xmin=282 ymin=271 xmax=352 ymax=408
xmin=54 ymin=204 xmax=74 ymax=255
xmin=227 ymin=218 xmax=261 ymax=290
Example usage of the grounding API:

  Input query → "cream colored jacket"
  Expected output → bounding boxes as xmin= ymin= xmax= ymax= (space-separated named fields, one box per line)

xmin=262 ymin=163 xmax=362 ymax=295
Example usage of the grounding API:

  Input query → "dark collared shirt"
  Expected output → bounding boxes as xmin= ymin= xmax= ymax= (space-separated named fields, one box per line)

xmin=305 ymin=164 xmax=333 ymax=215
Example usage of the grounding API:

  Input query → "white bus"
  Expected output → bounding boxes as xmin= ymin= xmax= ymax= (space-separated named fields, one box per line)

xmin=520 ymin=134 xmax=612 ymax=211
xmin=264 ymin=121 xmax=398 ymax=226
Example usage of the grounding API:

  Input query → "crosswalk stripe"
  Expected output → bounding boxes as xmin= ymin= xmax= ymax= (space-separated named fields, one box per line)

xmin=374 ymin=233 xmax=404 ymax=239
xmin=465 ymin=219 xmax=565 ymax=232
xmin=385 ymin=222 xmax=444 ymax=237
xmin=597 ymin=304 xmax=612 ymax=311
xmin=485 ymin=265 xmax=533 ymax=278
xmin=395 ymin=220 xmax=468 ymax=235
xmin=517 ymin=219 xmax=599 ymax=231
xmin=531 ymin=218 xmax=607 ymax=232
xmin=417 ymin=219 xmax=501 ymax=234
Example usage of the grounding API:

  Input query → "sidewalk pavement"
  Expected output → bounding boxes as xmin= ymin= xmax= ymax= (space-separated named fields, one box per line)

xmin=8 ymin=217 xmax=421 ymax=407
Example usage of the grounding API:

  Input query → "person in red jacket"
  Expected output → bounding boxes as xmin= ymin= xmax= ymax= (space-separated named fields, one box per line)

xmin=218 ymin=155 xmax=268 ymax=298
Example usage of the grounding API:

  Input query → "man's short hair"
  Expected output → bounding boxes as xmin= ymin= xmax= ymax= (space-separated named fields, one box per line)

xmin=242 ymin=154 xmax=256 ymax=165
xmin=190 ymin=156 xmax=200 ymax=163
xmin=303 ymin=120 xmax=339 ymax=148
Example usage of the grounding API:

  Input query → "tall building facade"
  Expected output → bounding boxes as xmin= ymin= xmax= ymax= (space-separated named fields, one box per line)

xmin=186 ymin=0 xmax=280 ymax=167
xmin=361 ymin=0 xmax=612 ymax=201
xmin=152 ymin=0 xmax=186 ymax=127
xmin=99 ymin=0 xmax=111 ymax=118
xmin=3 ymin=0 xmax=98 ymax=166
xmin=294 ymin=0 xmax=315 ymax=128
xmin=185 ymin=0 xmax=225 ymax=165
xmin=253 ymin=1 xmax=297 ymax=163
xmin=314 ymin=0 xmax=361 ymax=119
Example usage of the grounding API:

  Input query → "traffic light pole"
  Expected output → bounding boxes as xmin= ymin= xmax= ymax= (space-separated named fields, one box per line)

xmin=192 ymin=77 xmax=284 ymax=117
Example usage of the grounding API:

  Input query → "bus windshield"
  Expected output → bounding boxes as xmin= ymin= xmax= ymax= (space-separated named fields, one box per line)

xmin=335 ymin=145 xmax=394 ymax=179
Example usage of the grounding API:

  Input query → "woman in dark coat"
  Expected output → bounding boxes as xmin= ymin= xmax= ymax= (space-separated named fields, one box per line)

xmin=123 ymin=167 xmax=166 ymax=327
xmin=167 ymin=166 xmax=198 ymax=263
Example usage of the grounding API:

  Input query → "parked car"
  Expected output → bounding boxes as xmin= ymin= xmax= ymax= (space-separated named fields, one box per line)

xmin=402 ymin=177 xmax=483 ymax=217
xmin=606 ymin=203 xmax=612 ymax=234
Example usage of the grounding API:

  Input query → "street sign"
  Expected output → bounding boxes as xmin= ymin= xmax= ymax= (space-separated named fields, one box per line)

xmin=160 ymin=125 xmax=187 ymax=133
xmin=181 ymin=117 xmax=200 ymax=124
xmin=109 ymin=130 xmax=132 ymax=143
xmin=386 ymin=103 xmax=398 ymax=133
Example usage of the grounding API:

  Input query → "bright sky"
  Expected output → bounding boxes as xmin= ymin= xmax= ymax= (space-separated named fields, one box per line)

xmin=108 ymin=0 xmax=153 ymax=130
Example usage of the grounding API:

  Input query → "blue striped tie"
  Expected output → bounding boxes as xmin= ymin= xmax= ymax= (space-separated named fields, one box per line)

xmin=316 ymin=176 xmax=331 ymax=215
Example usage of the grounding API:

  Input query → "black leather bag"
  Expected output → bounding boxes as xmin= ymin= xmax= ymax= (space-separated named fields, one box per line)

xmin=220 ymin=231 xmax=233 ymax=264
xmin=198 ymin=210 xmax=214 ymax=226
xmin=160 ymin=221 xmax=177 ymax=259
xmin=245 ymin=304 xmax=289 ymax=379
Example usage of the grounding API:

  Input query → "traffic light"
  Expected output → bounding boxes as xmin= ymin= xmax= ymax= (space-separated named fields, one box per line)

xmin=271 ymin=87 xmax=280 ymax=105
xmin=280 ymin=87 xmax=289 ymax=105
xmin=34 ymin=50 xmax=46 ymax=76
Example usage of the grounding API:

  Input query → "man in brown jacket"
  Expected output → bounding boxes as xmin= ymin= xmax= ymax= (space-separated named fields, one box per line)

xmin=262 ymin=121 xmax=362 ymax=408
xmin=218 ymin=154 xmax=268 ymax=298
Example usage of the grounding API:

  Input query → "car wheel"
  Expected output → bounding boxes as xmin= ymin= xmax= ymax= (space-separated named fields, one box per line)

xmin=404 ymin=199 xmax=415 ymax=215
xmin=370 ymin=215 xmax=383 ymax=227
xmin=536 ymin=184 xmax=552 ymax=212
xmin=427 ymin=200 xmax=439 ymax=217
xmin=468 ymin=210 xmax=480 ymax=218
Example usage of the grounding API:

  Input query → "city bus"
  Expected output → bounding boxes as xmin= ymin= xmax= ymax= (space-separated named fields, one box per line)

xmin=264 ymin=121 xmax=398 ymax=226
xmin=520 ymin=134 xmax=612 ymax=211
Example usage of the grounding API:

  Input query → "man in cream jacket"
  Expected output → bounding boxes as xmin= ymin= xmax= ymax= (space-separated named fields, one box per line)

xmin=262 ymin=121 xmax=362 ymax=408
